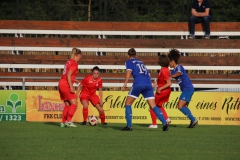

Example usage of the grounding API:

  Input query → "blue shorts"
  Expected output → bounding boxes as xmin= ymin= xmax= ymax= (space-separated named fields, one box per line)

xmin=128 ymin=85 xmax=154 ymax=100
xmin=179 ymin=89 xmax=194 ymax=102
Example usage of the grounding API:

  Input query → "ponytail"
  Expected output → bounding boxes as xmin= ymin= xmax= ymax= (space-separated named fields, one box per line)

xmin=71 ymin=47 xmax=81 ymax=59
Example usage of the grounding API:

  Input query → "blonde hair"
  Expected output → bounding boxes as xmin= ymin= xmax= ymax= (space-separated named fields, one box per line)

xmin=71 ymin=47 xmax=81 ymax=59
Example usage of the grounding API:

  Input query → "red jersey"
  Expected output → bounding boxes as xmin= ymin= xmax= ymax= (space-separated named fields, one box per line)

xmin=59 ymin=59 xmax=78 ymax=87
xmin=157 ymin=67 xmax=171 ymax=91
xmin=80 ymin=75 xmax=102 ymax=95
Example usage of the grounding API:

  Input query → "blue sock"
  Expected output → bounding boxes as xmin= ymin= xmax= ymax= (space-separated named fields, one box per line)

xmin=125 ymin=105 xmax=132 ymax=127
xmin=180 ymin=107 xmax=196 ymax=122
xmin=152 ymin=106 xmax=167 ymax=125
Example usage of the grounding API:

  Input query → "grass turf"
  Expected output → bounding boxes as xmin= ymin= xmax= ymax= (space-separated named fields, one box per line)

xmin=0 ymin=122 xmax=239 ymax=160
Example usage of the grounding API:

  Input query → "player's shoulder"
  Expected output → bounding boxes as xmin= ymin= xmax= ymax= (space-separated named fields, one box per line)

xmin=126 ymin=58 xmax=133 ymax=63
xmin=176 ymin=65 xmax=185 ymax=69
xmin=65 ymin=59 xmax=71 ymax=64
xmin=97 ymin=77 xmax=102 ymax=83
xmin=179 ymin=65 xmax=186 ymax=69
xmin=173 ymin=65 xmax=184 ymax=72
xmin=161 ymin=67 xmax=170 ymax=71
xmin=83 ymin=75 xmax=92 ymax=80
xmin=134 ymin=58 xmax=143 ymax=63
xmin=87 ymin=74 xmax=92 ymax=78
xmin=127 ymin=58 xmax=142 ymax=63
xmin=69 ymin=59 xmax=77 ymax=65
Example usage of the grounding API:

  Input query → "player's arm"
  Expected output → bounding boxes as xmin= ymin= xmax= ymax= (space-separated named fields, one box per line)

xmin=152 ymin=81 xmax=157 ymax=88
xmin=122 ymin=70 xmax=131 ymax=91
xmin=156 ymin=79 xmax=172 ymax=94
xmin=67 ymin=70 xmax=75 ymax=93
xmin=76 ymin=83 xmax=83 ymax=97
xmin=74 ymin=79 xmax=80 ymax=85
xmin=98 ymin=87 xmax=103 ymax=107
xmin=171 ymin=72 xmax=182 ymax=78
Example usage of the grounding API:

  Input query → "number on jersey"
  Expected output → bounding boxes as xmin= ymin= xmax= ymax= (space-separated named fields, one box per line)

xmin=62 ymin=65 xmax=67 ymax=75
xmin=62 ymin=61 xmax=70 ymax=75
xmin=136 ymin=63 xmax=147 ymax=74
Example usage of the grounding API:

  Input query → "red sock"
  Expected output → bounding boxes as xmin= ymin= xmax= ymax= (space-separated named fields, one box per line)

xmin=99 ymin=113 xmax=105 ymax=124
xmin=150 ymin=108 xmax=157 ymax=125
xmin=67 ymin=104 xmax=77 ymax=122
xmin=62 ymin=106 xmax=69 ymax=124
xmin=83 ymin=108 xmax=88 ymax=122
xmin=159 ymin=106 xmax=168 ymax=120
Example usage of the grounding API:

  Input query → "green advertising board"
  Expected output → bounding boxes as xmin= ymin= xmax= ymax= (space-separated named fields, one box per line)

xmin=0 ymin=91 xmax=26 ymax=121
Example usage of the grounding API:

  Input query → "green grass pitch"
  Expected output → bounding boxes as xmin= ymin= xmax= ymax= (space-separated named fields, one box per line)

xmin=0 ymin=122 xmax=240 ymax=160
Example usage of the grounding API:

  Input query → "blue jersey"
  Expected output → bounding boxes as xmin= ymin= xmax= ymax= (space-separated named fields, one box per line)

xmin=171 ymin=65 xmax=194 ymax=91
xmin=125 ymin=58 xmax=152 ymax=87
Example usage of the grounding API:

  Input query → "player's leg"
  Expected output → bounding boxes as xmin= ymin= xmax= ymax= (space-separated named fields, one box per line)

xmin=143 ymin=86 xmax=169 ymax=131
xmin=157 ymin=91 xmax=171 ymax=123
xmin=121 ymin=96 xmax=135 ymax=131
xmin=178 ymin=90 xmax=197 ymax=128
xmin=80 ymin=98 xmax=89 ymax=125
xmin=148 ymin=93 xmax=162 ymax=128
xmin=61 ymin=100 xmax=70 ymax=127
xmin=121 ymin=86 xmax=138 ymax=131
xmin=66 ymin=97 xmax=78 ymax=127
xmin=149 ymin=108 xmax=157 ymax=128
xmin=94 ymin=104 xmax=107 ymax=125
xmin=148 ymin=99 xmax=169 ymax=131
xmin=58 ymin=85 xmax=71 ymax=127
xmin=148 ymin=93 xmax=158 ymax=128
xmin=91 ymin=94 xmax=107 ymax=125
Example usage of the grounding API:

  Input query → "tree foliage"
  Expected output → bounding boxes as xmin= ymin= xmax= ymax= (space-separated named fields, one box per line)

xmin=0 ymin=0 xmax=239 ymax=22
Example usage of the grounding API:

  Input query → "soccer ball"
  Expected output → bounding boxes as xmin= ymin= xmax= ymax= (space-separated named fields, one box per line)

xmin=88 ymin=115 xmax=98 ymax=126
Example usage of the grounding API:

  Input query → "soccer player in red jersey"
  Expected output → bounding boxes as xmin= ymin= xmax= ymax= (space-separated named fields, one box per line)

xmin=76 ymin=66 xmax=107 ymax=125
xmin=59 ymin=48 xmax=81 ymax=128
xmin=149 ymin=55 xmax=171 ymax=128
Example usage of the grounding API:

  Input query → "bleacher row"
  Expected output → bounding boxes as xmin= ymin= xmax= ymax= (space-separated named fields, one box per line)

xmin=1 ymin=51 xmax=239 ymax=90
xmin=0 ymin=20 xmax=240 ymax=91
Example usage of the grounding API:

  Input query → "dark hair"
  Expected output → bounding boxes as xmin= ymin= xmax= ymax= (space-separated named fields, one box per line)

xmin=158 ymin=54 xmax=169 ymax=67
xmin=92 ymin=66 xmax=100 ymax=72
xmin=168 ymin=49 xmax=181 ymax=64
xmin=128 ymin=48 xmax=136 ymax=56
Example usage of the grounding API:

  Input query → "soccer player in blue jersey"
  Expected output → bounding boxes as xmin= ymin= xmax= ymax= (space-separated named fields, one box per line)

xmin=121 ymin=48 xmax=169 ymax=131
xmin=168 ymin=49 xmax=198 ymax=128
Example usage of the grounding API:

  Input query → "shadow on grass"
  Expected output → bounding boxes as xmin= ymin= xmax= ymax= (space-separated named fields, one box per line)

xmin=98 ymin=124 xmax=154 ymax=131
xmin=136 ymin=123 xmax=180 ymax=128
xmin=135 ymin=124 xmax=149 ymax=128
xmin=98 ymin=124 xmax=123 ymax=130
xmin=44 ymin=122 xmax=60 ymax=127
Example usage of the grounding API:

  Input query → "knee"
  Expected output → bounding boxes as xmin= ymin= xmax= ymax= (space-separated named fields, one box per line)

xmin=178 ymin=105 xmax=182 ymax=110
xmin=98 ymin=108 xmax=104 ymax=114
xmin=203 ymin=16 xmax=211 ymax=22
xmin=189 ymin=16 xmax=196 ymax=22
xmin=83 ymin=105 xmax=88 ymax=108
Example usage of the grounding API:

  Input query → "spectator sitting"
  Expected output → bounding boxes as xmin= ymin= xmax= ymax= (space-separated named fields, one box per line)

xmin=189 ymin=0 xmax=213 ymax=39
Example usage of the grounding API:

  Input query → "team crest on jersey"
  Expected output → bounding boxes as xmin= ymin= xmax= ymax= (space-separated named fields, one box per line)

xmin=96 ymin=83 xmax=98 ymax=87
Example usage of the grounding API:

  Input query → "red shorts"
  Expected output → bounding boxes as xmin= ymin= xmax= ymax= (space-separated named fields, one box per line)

xmin=155 ymin=89 xmax=171 ymax=107
xmin=58 ymin=84 xmax=76 ymax=101
xmin=80 ymin=94 xmax=100 ymax=106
